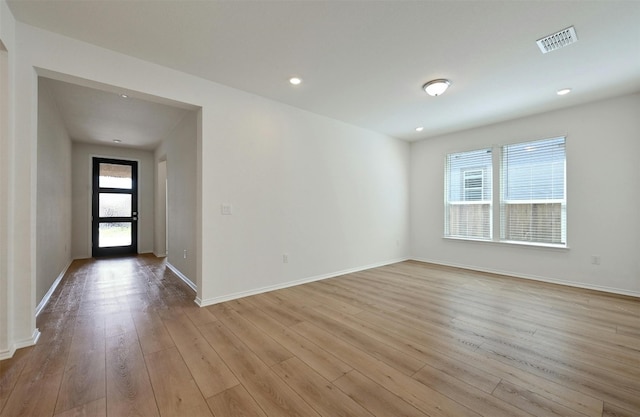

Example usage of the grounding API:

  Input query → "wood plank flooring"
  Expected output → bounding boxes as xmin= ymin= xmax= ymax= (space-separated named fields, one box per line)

xmin=1 ymin=255 xmax=638 ymax=417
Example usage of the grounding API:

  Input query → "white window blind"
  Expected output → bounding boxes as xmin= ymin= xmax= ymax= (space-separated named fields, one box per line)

xmin=445 ymin=148 xmax=492 ymax=240
xmin=500 ymin=137 xmax=566 ymax=245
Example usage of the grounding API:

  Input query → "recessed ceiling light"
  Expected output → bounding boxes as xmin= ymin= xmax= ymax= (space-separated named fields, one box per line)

xmin=289 ymin=77 xmax=302 ymax=85
xmin=423 ymin=79 xmax=451 ymax=97
xmin=120 ymin=93 xmax=128 ymax=98
xmin=415 ymin=126 xmax=424 ymax=132
xmin=113 ymin=139 xmax=122 ymax=143
xmin=557 ymin=88 xmax=572 ymax=96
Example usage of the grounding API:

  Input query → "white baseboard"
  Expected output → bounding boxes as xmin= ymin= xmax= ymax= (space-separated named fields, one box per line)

xmin=36 ymin=259 xmax=73 ymax=316
xmin=18 ymin=329 xmax=41 ymax=348
xmin=0 ymin=329 xmax=41 ymax=360
xmin=0 ymin=346 xmax=14 ymax=360
xmin=411 ymin=257 xmax=640 ymax=298
xmin=0 ymin=349 xmax=16 ymax=361
xmin=196 ymin=257 xmax=410 ymax=307
xmin=166 ymin=262 xmax=197 ymax=292
xmin=153 ymin=252 xmax=167 ymax=258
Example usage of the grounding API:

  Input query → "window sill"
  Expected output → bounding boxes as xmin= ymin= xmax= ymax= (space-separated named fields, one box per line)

xmin=443 ymin=236 xmax=569 ymax=250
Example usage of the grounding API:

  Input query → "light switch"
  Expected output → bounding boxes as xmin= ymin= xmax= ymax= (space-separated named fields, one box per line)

xmin=221 ymin=204 xmax=233 ymax=215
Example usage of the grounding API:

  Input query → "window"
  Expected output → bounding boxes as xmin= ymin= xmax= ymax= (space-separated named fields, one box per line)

xmin=445 ymin=149 xmax=492 ymax=240
xmin=501 ymin=137 xmax=566 ymax=245
xmin=444 ymin=137 xmax=566 ymax=247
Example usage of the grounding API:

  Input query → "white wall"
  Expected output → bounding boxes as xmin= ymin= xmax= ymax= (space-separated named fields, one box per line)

xmin=0 ymin=0 xmax=14 ymax=357
xmin=0 ymin=0 xmax=38 ymax=360
xmin=36 ymin=78 xmax=72 ymax=305
xmin=71 ymin=143 xmax=155 ymax=258
xmin=0 ymin=44 xmax=8 ymax=356
xmin=204 ymin=104 xmax=410 ymax=304
xmin=411 ymin=93 xmax=640 ymax=296
xmin=155 ymin=111 xmax=198 ymax=286
xmin=10 ymin=20 xmax=408 ymax=319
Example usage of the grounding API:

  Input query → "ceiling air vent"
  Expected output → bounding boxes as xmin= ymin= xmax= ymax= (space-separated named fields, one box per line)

xmin=536 ymin=26 xmax=578 ymax=54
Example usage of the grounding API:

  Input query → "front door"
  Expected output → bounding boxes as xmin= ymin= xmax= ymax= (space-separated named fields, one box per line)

xmin=92 ymin=158 xmax=138 ymax=257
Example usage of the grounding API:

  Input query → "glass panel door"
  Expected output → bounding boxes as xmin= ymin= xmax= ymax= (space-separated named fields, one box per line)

xmin=92 ymin=158 xmax=138 ymax=257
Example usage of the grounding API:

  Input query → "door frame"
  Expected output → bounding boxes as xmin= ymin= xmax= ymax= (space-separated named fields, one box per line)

xmin=91 ymin=156 xmax=139 ymax=257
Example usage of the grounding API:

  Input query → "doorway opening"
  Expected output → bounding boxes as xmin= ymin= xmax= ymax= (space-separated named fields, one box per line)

xmin=92 ymin=157 xmax=138 ymax=257
xmin=156 ymin=159 xmax=168 ymax=257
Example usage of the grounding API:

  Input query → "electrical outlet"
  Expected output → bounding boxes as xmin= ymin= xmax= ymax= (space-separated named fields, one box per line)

xmin=221 ymin=204 xmax=233 ymax=215
xmin=283 ymin=254 xmax=289 ymax=264
xmin=183 ymin=249 xmax=187 ymax=259
xmin=590 ymin=255 xmax=600 ymax=265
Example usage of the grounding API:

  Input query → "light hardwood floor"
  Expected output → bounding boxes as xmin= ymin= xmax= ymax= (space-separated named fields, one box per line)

xmin=1 ymin=255 xmax=638 ymax=417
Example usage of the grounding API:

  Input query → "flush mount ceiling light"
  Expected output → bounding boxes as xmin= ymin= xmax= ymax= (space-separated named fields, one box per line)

xmin=289 ymin=77 xmax=302 ymax=85
xmin=415 ymin=126 xmax=424 ymax=132
xmin=120 ymin=93 xmax=128 ymax=98
xmin=557 ymin=88 xmax=572 ymax=96
xmin=113 ymin=139 xmax=122 ymax=143
xmin=423 ymin=79 xmax=450 ymax=97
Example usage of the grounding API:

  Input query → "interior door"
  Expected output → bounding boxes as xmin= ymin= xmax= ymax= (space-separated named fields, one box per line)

xmin=92 ymin=158 xmax=138 ymax=257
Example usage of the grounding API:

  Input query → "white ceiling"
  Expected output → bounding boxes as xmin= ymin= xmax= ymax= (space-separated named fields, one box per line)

xmin=40 ymin=77 xmax=190 ymax=150
xmin=9 ymin=1 xmax=640 ymax=144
